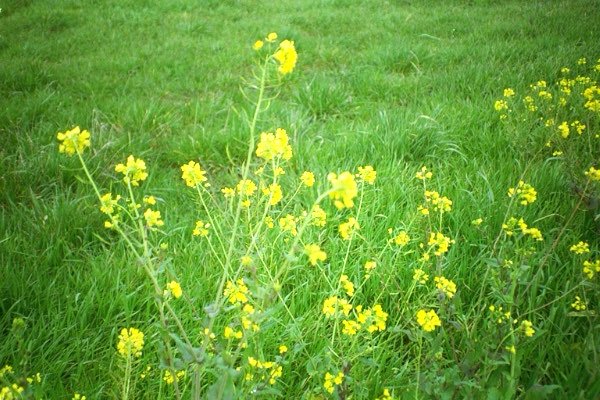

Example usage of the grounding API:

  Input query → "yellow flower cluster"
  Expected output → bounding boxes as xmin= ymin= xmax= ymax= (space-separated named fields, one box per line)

xmin=115 ymin=155 xmax=148 ymax=186
xmin=488 ymin=305 xmax=512 ymax=324
xmin=192 ymin=220 xmax=210 ymax=237
xmin=163 ymin=280 xmax=182 ymax=299
xmin=223 ymin=279 xmax=250 ymax=305
xmin=273 ymin=39 xmax=297 ymax=75
xmin=304 ymin=244 xmax=327 ymax=266
xmin=570 ymin=241 xmax=590 ymax=254
xmin=427 ymin=231 xmax=454 ymax=256
xmin=583 ymin=259 xmax=600 ymax=279
xmin=0 ymin=366 xmax=42 ymax=400
xmin=328 ymin=171 xmax=358 ymax=209
xmin=357 ymin=165 xmax=377 ymax=184
xmin=323 ymin=371 xmax=344 ymax=394
xmin=246 ymin=357 xmax=283 ymax=385
xmin=391 ymin=230 xmax=410 ymax=246
xmin=424 ymin=190 xmax=452 ymax=213
xmin=339 ymin=217 xmax=360 ymax=240
xmin=180 ymin=161 xmax=208 ymax=187
xmin=255 ymin=128 xmax=293 ymax=161
xmin=376 ymin=388 xmax=396 ymax=400
xmin=415 ymin=165 xmax=433 ymax=180
xmin=520 ymin=320 xmax=535 ymax=337
xmin=571 ymin=296 xmax=587 ymax=311
xmin=163 ymin=370 xmax=186 ymax=385
xmin=339 ymin=274 xmax=354 ymax=297
xmin=100 ymin=193 xmax=121 ymax=215
xmin=413 ymin=268 xmax=429 ymax=284
xmin=501 ymin=217 xmax=543 ymax=241
xmin=262 ymin=183 xmax=283 ymax=205
xmin=507 ymin=180 xmax=537 ymax=205
xmin=584 ymin=166 xmax=600 ymax=181
xmin=322 ymin=296 xmax=352 ymax=317
xmin=117 ymin=327 xmax=145 ymax=358
xmin=279 ymin=214 xmax=298 ymax=236
xmin=143 ymin=208 xmax=164 ymax=228
xmin=310 ymin=205 xmax=327 ymax=227
xmin=57 ymin=126 xmax=91 ymax=155
xmin=300 ymin=171 xmax=315 ymax=187
xmin=416 ymin=309 xmax=441 ymax=332
xmin=434 ymin=276 xmax=457 ymax=299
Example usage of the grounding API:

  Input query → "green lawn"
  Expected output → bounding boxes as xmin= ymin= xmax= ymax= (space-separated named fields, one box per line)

xmin=1 ymin=0 xmax=600 ymax=398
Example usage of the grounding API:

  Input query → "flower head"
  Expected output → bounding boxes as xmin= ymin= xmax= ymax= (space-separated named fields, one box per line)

xmin=273 ymin=39 xmax=297 ymax=75
xmin=253 ymin=40 xmax=264 ymax=50
xmin=416 ymin=309 xmax=441 ymax=332
xmin=300 ymin=171 xmax=315 ymax=187
xmin=357 ymin=165 xmax=376 ymax=184
xmin=117 ymin=327 xmax=144 ymax=358
xmin=304 ymin=244 xmax=327 ymax=266
xmin=115 ymin=155 xmax=148 ymax=186
xmin=507 ymin=181 xmax=537 ymax=205
xmin=164 ymin=281 xmax=182 ymax=299
xmin=180 ymin=161 xmax=208 ymax=187
xmin=328 ymin=171 xmax=358 ymax=209
xmin=57 ymin=126 xmax=91 ymax=155
xmin=255 ymin=128 xmax=293 ymax=161
xmin=144 ymin=208 xmax=164 ymax=228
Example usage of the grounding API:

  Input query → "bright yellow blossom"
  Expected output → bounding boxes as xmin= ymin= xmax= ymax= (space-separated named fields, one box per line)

xmin=339 ymin=217 xmax=360 ymax=240
xmin=253 ymin=40 xmax=264 ymax=50
xmin=413 ymin=268 xmax=429 ymax=284
xmin=416 ymin=166 xmax=433 ymax=180
xmin=571 ymin=296 xmax=587 ymax=311
xmin=434 ymin=276 xmax=457 ymax=299
xmin=584 ymin=166 xmax=600 ymax=181
xmin=100 ymin=193 xmax=121 ymax=215
xmin=224 ymin=279 xmax=249 ymax=305
xmin=57 ymin=126 xmax=91 ymax=155
xmin=236 ymin=179 xmax=257 ymax=196
xmin=327 ymin=171 xmax=358 ymax=209
xmin=266 ymin=32 xmax=277 ymax=42
xmin=180 ymin=161 xmax=207 ymax=187
xmin=262 ymin=183 xmax=283 ymax=205
xmin=339 ymin=274 xmax=354 ymax=297
xmin=305 ymin=244 xmax=327 ymax=266
xmin=279 ymin=214 xmax=297 ymax=236
xmin=570 ymin=241 xmax=590 ymax=254
xmin=164 ymin=281 xmax=182 ymax=299
xmin=520 ymin=320 xmax=535 ymax=337
xmin=323 ymin=371 xmax=344 ymax=394
xmin=144 ymin=208 xmax=164 ymax=228
xmin=416 ymin=309 xmax=441 ymax=332
xmin=117 ymin=327 xmax=144 ymax=358
xmin=115 ymin=155 xmax=148 ymax=186
xmin=300 ymin=171 xmax=315 ymax=187
xmin=255 ymin=128 xmax=293 ymax=161
xmin=192 ymin=220 xmax=210 ymax=237
xmin=273 ymin=39 xmax=297 ymax=75
xmin=310 ymin=205 xmax=327 ymax=227
xmin=507 ymin=180 xmax=537 ymax=205
xmin=357 ymin=165 xmax=376 ymax=184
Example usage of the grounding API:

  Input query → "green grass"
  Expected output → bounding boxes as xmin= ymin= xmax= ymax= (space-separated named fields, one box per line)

xmin=1 ymin=0 xmax=600 ymax=398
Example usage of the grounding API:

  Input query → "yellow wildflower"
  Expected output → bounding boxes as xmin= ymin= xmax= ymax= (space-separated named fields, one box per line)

xmin=279 ymin=345 xmax=288 ymax=354
xmin=339 ymin=274 xmax=354 ymax=297
xmin=255 ymin=128 xmax=293 ymax=161
xmin=273 ymin=39 xmax=297 ymax=75
xmin=428 ymin=231 xmax=453 ymax=256
xmin=357 ymin=165 xmax=376 ymax=184
xmin=300 ymin=171 xmax=315 ymax=187
xmin=558 ymin=121 xmax=570 ymax=138
xmin=503 ymin=88 xmax=515 ymax=97
xmin=416 ymin=166 xmax=433 ymax=180
xmin=262 ymin=183 xmax=283 ymax=205
xmin=471 ymin=218 xmax=483 ymax=226
xmin=57 ymin=126 xmax=91 ymax=155
xmin=570 ymin=241 xmax=590 ymax=254
xmin=583 ymin=259 xmax=600 ymax=279
xmin=584 ymin=166 xmax=600 ymax=181
xmin=310 ymin=205 xmax=327 ymax=227
xmin=180 ymin=161 xmax=207 ymax=187
xmin=164 ymin=281 xmax=182 ymax=299
xmin=327 ymin=171 xmax=358 ymax=209
xmin=100 ymin=193 xmax=121 ymax=215
xmin=117 ymin=327 xmax=144 ymax=358
xmin=279 ymin=214 xmax=297 ymax=236
xmin=571 ymin=296 xmax=587 ymax=311
xmin=393 ymin=231 xmax=410 ymax=246
xmin=520 ymin=320 xmax=535 ymax=337
xmin=323 ymin=371 xmax=344 ymax=394
xmin=144 ymin=208 xmax=164 ymax=228
xmin=304 ymin=244 xmax=327 ymax=266
xmin=223 ymin=279 xmax=249 ymax=305
xmin=416 ymin=309 xmax=441 ymax=332
xmin=266 ymin=32 xmax=277 ymax=42
xmin=236 ymin=179 xmax=257 ymax=196
xmin=434 ymin=276 xmax=457 ymax=299
xmin=507 ymin=180 xmax=537 ymax=205
xmin=163 ymin=370 xmax=186 ymax=385
xmin=221 ymin=187 xmax=235 ymax=198
xmin=342 ymin=319 xmax=360 ymax=336
xmin=192 ymin=220 xmax=210 ymax=237
xmin=115 ymin=155 xmax=148 ymax=186
xmin=413 ymin=268 xmax=429 ymax=284
xmin=339 ymin=217 xmax=360 ymax=240
xmin=253 ymin=40 xmax=264 ymax=50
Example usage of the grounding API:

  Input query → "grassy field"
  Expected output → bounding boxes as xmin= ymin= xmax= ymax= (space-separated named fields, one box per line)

xmin=1 ymin=0 xmax=600 ymax=398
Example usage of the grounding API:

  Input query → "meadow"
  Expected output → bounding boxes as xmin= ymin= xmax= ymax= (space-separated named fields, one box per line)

xmin=1 ymin=0 xmax=600 ymax=398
